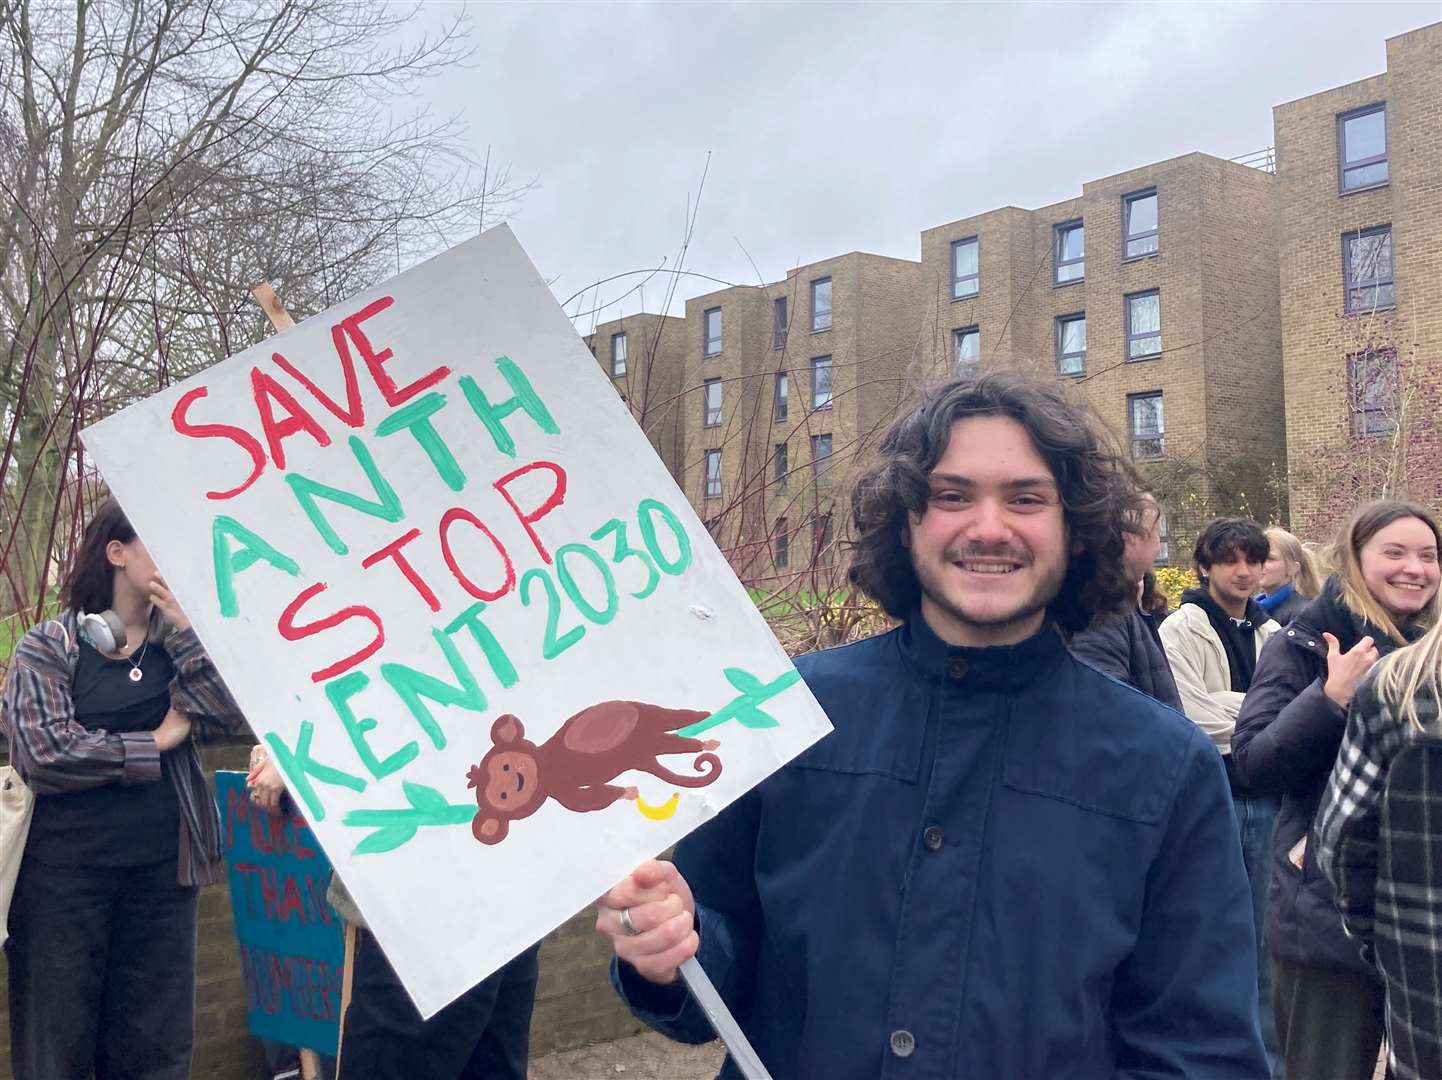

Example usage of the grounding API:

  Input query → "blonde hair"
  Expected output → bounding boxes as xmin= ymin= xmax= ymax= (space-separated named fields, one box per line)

xmin=1301 ymin=540 xmax=1336 ymax=581
xmin=1376 ymin=622 xmax=1442 ymax=732
xmin=1332 ymin=500 xmax=1442 ymax=647
xmin=1265 ymin=527 xmax=1322 ymax=599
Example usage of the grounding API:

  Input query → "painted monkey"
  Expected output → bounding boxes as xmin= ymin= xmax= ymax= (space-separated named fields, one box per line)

xmin=466 ymin=700 xmax=722 ymax=845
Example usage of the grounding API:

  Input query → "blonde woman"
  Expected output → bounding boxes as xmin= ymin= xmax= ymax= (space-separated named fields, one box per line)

xmin=1235 ymin=500 xmax=1442 ymax=1080
xmin=1318 ymin=618 xmax=1442 ymax=1080
xmin=1257 ymin=527 xmax=1323 ymax=626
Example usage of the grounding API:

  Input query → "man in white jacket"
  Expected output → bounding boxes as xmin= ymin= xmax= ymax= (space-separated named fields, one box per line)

xmin=1160 ymin=516 xmax=1281 ymax=1077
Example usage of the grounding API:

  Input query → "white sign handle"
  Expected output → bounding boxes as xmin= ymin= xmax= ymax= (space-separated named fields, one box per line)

xmin=679 ymin=957 xmax=775 ymax=1080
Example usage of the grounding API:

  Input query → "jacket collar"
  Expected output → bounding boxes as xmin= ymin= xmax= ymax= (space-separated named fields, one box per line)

xmin=1289 ymin=575 xmax=1424 ymax=658
xmin=899 ymin=609 xmax=1067 ymax=692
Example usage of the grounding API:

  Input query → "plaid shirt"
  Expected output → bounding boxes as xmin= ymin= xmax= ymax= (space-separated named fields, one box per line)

xmin=1316 ymin=671 xmax=1442 ymax=1080
xmin=2 ymin=610 xmax=246 ymax=886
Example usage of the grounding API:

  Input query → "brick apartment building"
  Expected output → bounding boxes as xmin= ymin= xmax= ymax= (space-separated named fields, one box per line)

xmin=584 ymin=21 xmax=1439 ymax=571
xmin=918 ymin=152 xmax=1284 ymax=553
xmin=1276 ymin=21 xmax=1442 ymax=538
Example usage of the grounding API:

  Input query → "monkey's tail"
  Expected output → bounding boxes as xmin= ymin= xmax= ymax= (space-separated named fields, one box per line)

xmin=649 ymin=752 xmax=722 ymax=788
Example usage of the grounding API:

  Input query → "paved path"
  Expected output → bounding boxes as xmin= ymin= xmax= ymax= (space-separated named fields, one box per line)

xmin=530 ymin=1032 xmax=723 ymax=1080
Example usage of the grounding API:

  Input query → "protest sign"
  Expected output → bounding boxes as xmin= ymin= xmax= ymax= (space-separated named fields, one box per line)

xmin=81 ymin=226 xmax=834 ymax=1018
xmin=215 ymin=771 xmax=344 ymax=1052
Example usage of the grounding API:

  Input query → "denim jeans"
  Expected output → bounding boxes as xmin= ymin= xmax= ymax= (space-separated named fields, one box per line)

xmin=1233 ymin=791 xmax=1283 ymax=1078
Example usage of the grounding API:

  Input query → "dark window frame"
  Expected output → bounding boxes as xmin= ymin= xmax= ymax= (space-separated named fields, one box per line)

xmin=702 ymin=377 xmax=722 ymax=428
xmin=1337 ymin=103 xmax=1389 ymax=194
xmin=774 ymin=370 xmax=789 ymax=421
xmin=811 ymin=355 xmax=833 ymax=410
xmin=1342 ymin=225 xmax=1396 ymax=314
xmin=774 ymin=442 xmax=788 ymax=491
xmin=703 ymin=306 xmax=722 ymax=357
xmin=810 ymin=277 xmax=832 ymax=333
xmin=1123 ymin=189 xmax=1159 ymax=261
xmin=773 ymin=516 xmax=789 ymax=569
xmin=1127 ymin=391 xmax=1165 ymax=461
xmin=1054 ymin=220 xmax=1084 ymax=284
xmin=1347 ymin=348 xmax=1399 ymax=436
xmin=953 ymin=326 xmax=980 ymax=377
xmin=773 ymin=296 xmax=788 ymax=350
xmin=703 ymin=449 xmax=722 ymax=500
xmin=610 ymin=331 xmax=627 ymax=377
xmin=811 ymin=512 xmax=835 ymax=567
xmin=951 ymin=236 xmax=980 ymax=299
xmin=811 ymin=433 xmax=834 ymax=487
xmin=1125 ymin=289 xmax=1162 ymax=361
xmin=1056 ymin=313 xmax=1086 ymax=376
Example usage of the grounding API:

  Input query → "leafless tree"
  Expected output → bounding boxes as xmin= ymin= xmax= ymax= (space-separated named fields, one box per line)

xmin=0 ymin=0 xmax=528 ymax=633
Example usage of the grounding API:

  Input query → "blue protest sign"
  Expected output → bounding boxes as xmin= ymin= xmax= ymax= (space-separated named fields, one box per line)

xmin=215 ymin=770 xmax=344 ymax=1053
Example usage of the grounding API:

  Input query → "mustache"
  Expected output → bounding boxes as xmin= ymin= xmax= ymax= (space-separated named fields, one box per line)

xmin=944 ymin=544 xmax=1032 ymax=565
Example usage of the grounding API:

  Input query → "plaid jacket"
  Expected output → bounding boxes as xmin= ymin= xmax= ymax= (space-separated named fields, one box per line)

xmin=1 ymin=610 xmax=246 ymax=886
xmin=1316 ymin=671 xmax=1442 ymax=1080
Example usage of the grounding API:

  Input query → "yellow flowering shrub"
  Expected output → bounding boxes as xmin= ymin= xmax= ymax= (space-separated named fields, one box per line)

xmin=1153 ymin=566 xmax=1199 ymax=612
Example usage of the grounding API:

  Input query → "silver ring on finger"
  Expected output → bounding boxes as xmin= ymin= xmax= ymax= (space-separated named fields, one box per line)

xmin=620 ymin=906 xmax=640 ymax=936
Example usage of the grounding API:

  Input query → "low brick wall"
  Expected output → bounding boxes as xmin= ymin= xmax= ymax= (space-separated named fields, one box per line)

xmin=0 ymin=738 xmax=642 ymax=1077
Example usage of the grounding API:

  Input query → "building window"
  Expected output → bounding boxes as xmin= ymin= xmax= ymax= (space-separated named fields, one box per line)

xmin=951 ymin=237 xmax=979 ymax=299
xmin=774 ymin=442 xmax=788 ymax=491
xmin=812 ymin=513 xmax=835 ymax=567
xmin=704 ymin=449 xmax=722 ymax=499
xmin=1128 ymin=392 xmax=1165 ymax=461
xmin=774 ymin=370 xmax=788 ymax=421
xmin=702 ymin=378 xmax=722 ymax=427
xmin=1123 ymin=190 xmax=1159 ymax=259
xmin=1056 ymin=314 xmax=1086 ymax=376
xmin=703 ymin=307 xmax=722 ymax=357
xmin=1338 ymin=104 xmax=1388 ymax=192
xmin=610 ymin=332 xmax=627 ymax=377
xmin=811 ymin=355 xmax=833 ymax=410
xmin=774 ymin=517 xmax=789 ymax=569
xmin=1055 ymin=221 xmax=1084 ymax=283
xmin=953 ymin=327 xmax=980 ymax=377
xmin=1126 ymin=290 xmax=1161 ymax=359
xmin=1343 ymin=226 xmax=1395 ymax=313
xmin=773 ymin=296 xmax=788 ymax=350
xmin=811 ymin=277 xmax=832 ymax=332
xmin=1156 ymin=511 xmax=1170 ymax=564
xmin=1348 ymin=349 xmax=1398 ymax=436
xmin=811 ymin=433 xmax=833 ymax=487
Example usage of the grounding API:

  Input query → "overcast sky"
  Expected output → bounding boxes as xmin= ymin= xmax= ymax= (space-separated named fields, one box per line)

xmin=416 ymin=1 xmax=1438 ymax=327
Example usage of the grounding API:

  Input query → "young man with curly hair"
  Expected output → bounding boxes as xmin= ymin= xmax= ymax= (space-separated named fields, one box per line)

xmin=598 ymin=374 xmax=1266 ymax=1078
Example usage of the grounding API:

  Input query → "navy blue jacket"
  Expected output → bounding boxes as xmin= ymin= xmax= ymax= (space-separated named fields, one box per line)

xmin=614 ymin=616 xmax=1267 ymax=1079
xmin=1069 ymin=608 xmax=1184 ymax=711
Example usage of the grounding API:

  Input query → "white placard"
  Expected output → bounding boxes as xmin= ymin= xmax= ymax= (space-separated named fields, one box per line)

xmin=82 ymin=226 xmax=833 ymax=1018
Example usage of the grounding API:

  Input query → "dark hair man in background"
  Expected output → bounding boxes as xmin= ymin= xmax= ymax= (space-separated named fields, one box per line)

xmin=1160 ymin=517 xmax=1282 ymax=1075
xmin=1070 ymin=492 xmax=1183 ymax=709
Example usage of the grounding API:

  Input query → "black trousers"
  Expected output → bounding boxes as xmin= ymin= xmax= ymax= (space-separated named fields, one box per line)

xmin=1274 ymin=956 xmax=1386 ymax=1080
xmin=339 ymin=929 xmax=540 ymax=1080
xmin=4 ymin=855 xmax=199 ymax=1080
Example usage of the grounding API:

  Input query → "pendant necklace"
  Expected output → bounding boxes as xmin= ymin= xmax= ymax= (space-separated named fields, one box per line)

xmin=125 ymin=637 xmax=149 ymax=683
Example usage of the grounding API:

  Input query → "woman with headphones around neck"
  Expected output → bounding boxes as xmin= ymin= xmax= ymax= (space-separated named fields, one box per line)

xmin=2 ymin=498 xmax=245 ymax=1079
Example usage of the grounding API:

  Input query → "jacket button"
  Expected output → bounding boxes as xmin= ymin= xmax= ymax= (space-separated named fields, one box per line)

xmin=947 ymin=657 xmax=968 ymax=680
xmin=890 ymin=1029 xmax=916 ymax=1058
xmin=923 ymin=825 xmax=944 ymax=851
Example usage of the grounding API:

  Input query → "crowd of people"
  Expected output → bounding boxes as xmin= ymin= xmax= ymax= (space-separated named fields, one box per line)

xmin=3 ymin=369 xmax=1441 ymax=1079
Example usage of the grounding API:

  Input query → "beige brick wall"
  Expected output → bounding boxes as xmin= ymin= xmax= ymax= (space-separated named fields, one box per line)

xmin=1277 ymin=21 xmax=1442 ymax=538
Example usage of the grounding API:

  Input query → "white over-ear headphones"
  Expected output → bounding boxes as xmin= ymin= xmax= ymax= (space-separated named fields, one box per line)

xmin=78 ymin=610 xmax=127 ymax=654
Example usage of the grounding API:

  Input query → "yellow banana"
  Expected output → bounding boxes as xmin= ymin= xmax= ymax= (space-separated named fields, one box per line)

xmin=635 ymin=792 xmax=680 ymax=820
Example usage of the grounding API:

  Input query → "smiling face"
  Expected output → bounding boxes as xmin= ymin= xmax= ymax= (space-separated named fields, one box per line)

xmin=1206 ymin=552 xmax=1262 ymax=614
xmin=1359 ymin=517 xmax=1441 ymax=620
xmin=904 ymin=415 xmax=1071 ymax=648
xmin=484 ymin=751 xmax=540 ymax=817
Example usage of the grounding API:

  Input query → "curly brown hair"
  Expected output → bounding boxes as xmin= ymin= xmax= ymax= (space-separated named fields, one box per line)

xmin=847 ymin=372 xmax=1148 ymax=634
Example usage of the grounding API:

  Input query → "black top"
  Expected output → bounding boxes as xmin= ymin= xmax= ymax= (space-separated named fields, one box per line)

xmin=26 ymin=639 xmax=180 ymax=867
xmin=1181 ymin=587 xmax=1267 ymax=691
